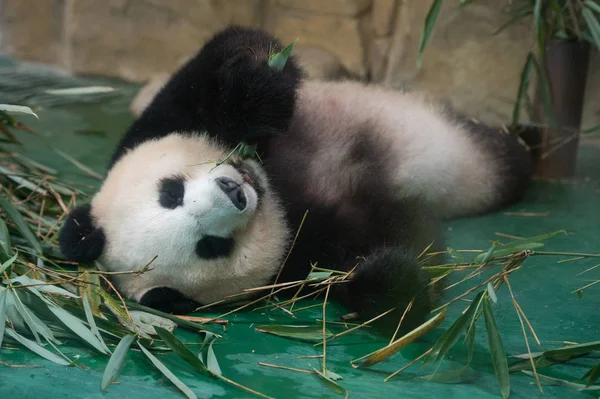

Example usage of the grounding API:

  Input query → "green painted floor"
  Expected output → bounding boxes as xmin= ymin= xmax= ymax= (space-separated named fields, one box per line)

xmin=0 ymin=58 xmax=599 ymax=399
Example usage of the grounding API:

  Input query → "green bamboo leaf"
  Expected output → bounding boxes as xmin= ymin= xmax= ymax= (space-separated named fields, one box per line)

xmin=126 ymin=301 xmax=216 ymax=334
xmin=549 ymin=0 xmax=565 ymax=33
xmin=522 ymin=370 xmax=600 ymax=391
xmin=153 ymin=326 xmax=209 ymax=374
xmin=5 ymin=328 xmax=70 ymax=365
xmin=11 ymin=289 xmax=55 ymax=343
xmin=532 ymin=54 xmax=557 ymax=126
xmin=44 ymin=86 xmax=116 ymax=95
xmin=511 ymin=53 xmax=535 ymax=126
xmin=312 ymin=368 xmax=347 ymax=395
xmin=130 ymin=310 xmax=178 ymax=337
xmin=0 ymin=195 xmax=43 ymax=255
xmin=206 ymin=338 xmax=222 ymax=377
xmin=0 ymin=104 xmax=38 ymax=119
xmin=268 ymin=39 xmax=298 ymax=72
xmin=582 ymin=8 xmax=600 ymax=52
xmin=417 ymin=0 xmax=443 ymax=68
xmin=254 ymin=325 xmax=333 ymax=343
xmin=533 ymin=0 xmax=544 ymax=55
xmin=483 ymin=297 xmax=510 ymax=398
xmin=0 ymin=287 xmax=7 ymax=348
xmin=306 ymin=271 xmax=334 ymax=281
xmin=138 ymin=342 xmax=198 ymax=399
xmin=83 ymin=294 xmax=111 ymax=354
xmin=544 ymin=340 xmax=600 ymax=357
xmin=487 ymin=283 xmax=498 ymax=303
xmin=7 ymin=275 xmax=79 ymax=298
xmin=354 ymin=308 xmax=447 ymax=368
xmin=0 ymin=251 xmax=18 ymax=275
xmin=46 ymin=303 xmax=110 ymax=354
xmin=473 ymin=230 xmax=565 ymax=263
xmin=493 ymin=8 xmax=534 ymax=36
xmin=0 ymin=218 xmax=12 ymax=262
xmin=579 ymin=363 xmax=600 ymax=387
xmin=582 ymin=123 xmax=600 ymax=134
xmin=424 ymin=291 xmax=484 ymax=364
xmin=586 ymin=0 xmax=600 ymax=14
xmin=101 ymin=334 xmax=134 ymax=391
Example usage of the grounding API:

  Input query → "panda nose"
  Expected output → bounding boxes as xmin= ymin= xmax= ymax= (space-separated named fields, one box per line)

xmin=215 ymin=177 xmax=247 ymax=211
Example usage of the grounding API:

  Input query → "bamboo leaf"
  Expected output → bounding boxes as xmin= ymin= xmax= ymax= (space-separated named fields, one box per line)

xmin=417 ymin=0 xmax=443 ymax=68
xmin=586 ymin=0 xmax=600 ymax=14
xmin=487 ymin=282 xmax=498 ymax=304
xmin=153 ymin=326 xmax=209 ymax=374
xmin=268 ymin=39 xmax=298 ymax=72
xmin=0 ymin=251 xmax=18 ymax=275
xmin=312 ymin=368 xmax=347 ymax=395
xmin=46 ymin=303 xmax=110 ymax=354
xmin=532 ymin=54 xmax=557 ymax=126
xmin=0 ymin=195 xmax=43 ymax=255
xmin=255 ymin=325 xmax=333 ymax=343
xmin=511 ymin=53 xmax=535 ymax=126
xmin=0 ymin=218 xmax=12 ymax=262
xmin=544 ymin=340 xmax=600 ymax=357
xmin=7 ymin=275 xmax=79 ymax=298
xmin=306 ymin=271 xmax=334 ymax=281
xmin=44 ymin=86 xmax=116 ymax=95
xmin=424 ymin=291 xmax=484 ymax=364
xmin=522 ymin=371 xmax=600 ymax=391
xmin=5 ymin=328 xmax=70 ymax=365
xmin=0 ymin=287 xmax=7 ymax=348
xmin=474 ymin=230 xmax=565 ymax=263
xmin=0 ymin=104 xmax=38 ymax=119
xmin=130 ymin=310 xmax=178 ymax=337
xmin=354 ymin=308 xmax=447 ymax=368
xmin=483 ymin=297 xmax=510 ymax=398
xmin=138 ymin=342 xmax=198 ymax=399
xmin=11 ymin=289 xmax=54 ymax=343
xmin=579 ymin=363 xmax=600 ymax=387
xmin=101 ymin=334 xmax=134 ymax=391
xmin=206 ymin=338 xmax=222 ymax=377
xmin=533 ymin=0 xmax=544 ymax=56
xmin=83 ymin=294 xmax=111 ymax=354
xmin=582 ymin=7 xmax=600 ymax=51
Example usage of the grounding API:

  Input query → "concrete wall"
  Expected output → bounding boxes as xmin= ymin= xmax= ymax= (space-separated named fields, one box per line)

xmin=1 ymin=0 xmax=599 ymax=128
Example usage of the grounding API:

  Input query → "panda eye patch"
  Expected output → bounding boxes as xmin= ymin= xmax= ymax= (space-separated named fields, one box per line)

xmin=158 ymin=175 xmax=185 ymax=209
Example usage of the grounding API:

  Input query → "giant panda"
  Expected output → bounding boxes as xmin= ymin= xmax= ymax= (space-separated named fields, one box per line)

xmin=59 ymin=26 xmax=534 ymax=331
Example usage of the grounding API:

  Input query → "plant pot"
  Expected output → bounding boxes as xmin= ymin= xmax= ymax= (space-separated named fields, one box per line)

xmin=532 ymin=40 xmax=591 ymax=179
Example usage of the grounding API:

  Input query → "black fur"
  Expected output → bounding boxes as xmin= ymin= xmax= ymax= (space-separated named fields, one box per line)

xmin=58 ymin=205 xmax=105 ymax=263
xmin=108 ymin=26 xmax=303 ymax=169
xmin=460 ymin=117 xmax=534 ymax=213
xmin=331 ymin=247 xmax=437 ymax=330
xmin=158 ymin=175 xmax=186 ymax=209
xmin=139 ymin=287 xmax=201 ymax=314
xmin=195 ymin=236 xmax=235 ymax=259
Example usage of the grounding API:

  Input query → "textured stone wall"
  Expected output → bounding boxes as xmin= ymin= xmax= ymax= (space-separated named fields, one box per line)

xmin=1 ymin=0 xmax=598 ymax=128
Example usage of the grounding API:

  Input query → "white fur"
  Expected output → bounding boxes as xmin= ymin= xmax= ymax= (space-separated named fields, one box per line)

xmin=91 ymin=133 xmax=290 ymax=305
xmin=294 ymin=80 xmax=500 ymax=218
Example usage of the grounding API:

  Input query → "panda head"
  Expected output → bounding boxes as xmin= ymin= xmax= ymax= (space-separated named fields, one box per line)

xmin=59 ymin=133 xmax=290 ymax=305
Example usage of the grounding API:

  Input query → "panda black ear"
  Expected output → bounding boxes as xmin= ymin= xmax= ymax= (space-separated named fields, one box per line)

xmin=59 ymin=205 xmax=105 ymax=263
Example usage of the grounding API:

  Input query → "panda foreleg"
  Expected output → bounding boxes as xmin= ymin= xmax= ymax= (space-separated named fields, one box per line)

xmin=331 ymin=247 xmax=438 ymax=333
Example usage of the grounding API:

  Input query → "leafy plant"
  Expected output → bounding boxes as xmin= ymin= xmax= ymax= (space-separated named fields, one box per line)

xmin=418 ymin=0 xmax=600 ymax=132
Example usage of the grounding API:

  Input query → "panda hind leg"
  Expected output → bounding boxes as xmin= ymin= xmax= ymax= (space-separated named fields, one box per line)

xmin=331 ymin=247 xmax=442 ymax=333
